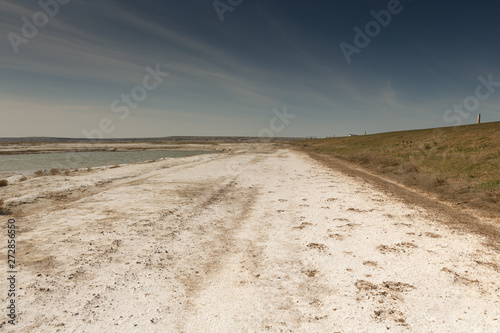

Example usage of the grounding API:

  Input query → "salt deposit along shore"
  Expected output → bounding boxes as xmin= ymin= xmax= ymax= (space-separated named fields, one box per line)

xmin=0 ymin=144 xmax=499 ymax=332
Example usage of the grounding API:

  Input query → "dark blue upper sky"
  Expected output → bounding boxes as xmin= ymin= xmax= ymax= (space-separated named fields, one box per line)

xmin=1 ymin=0 xmax=499 ymax=137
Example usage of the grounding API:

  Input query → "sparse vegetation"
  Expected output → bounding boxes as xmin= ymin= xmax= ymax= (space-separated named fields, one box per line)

xmin=400 ymin=162 xmax=419 ymax=174
xmin=434 ymin=177 xmax=447 ymax=187
xmin=297 ymin=121 xmax=500 ymax=216
xmin=19 ymin=176 xmax=28 ymax=182
xmin=33 ymin=168 xmax=69 ymax=176
xmin=0 ymin=179 xmax=8 ymax=187
xmin=110 ymin=164 xmax=120 ymax=169
xmin=34 ymin=170 xmax=48 ymax=176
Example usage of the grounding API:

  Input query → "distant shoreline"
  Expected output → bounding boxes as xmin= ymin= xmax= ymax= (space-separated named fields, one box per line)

xmin=0 ymin=149 xmax=214 ymax=176
xmin=0 ymin=142 xmax=235 ymax=156
xmin=0 ymin=136 xmax=306 ymax=144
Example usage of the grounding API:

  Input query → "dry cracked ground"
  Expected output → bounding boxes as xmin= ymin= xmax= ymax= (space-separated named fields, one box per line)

xmin=1 ymin=144 xmax=499 ymax=332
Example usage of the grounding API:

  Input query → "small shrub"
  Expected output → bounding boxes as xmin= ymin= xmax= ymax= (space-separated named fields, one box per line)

xmin=0 ymin=179 xmax=8 ymax=187
xmin=401 ymin=163 xmax=419 ymax=173
xmin=87 ymin=167 xmax=92 ymax=172
xmin=478 ymin=180 xmax=500 ymax=191
xmin=19 ymin=176 xmax=27 ymax=182
xmin=434 ymin=177 xmax=447 ymax=187
xmin=50 ymin=168 xmax=60 ymax=175
xmin=485 ymin=192 xmax=499 ymax=203
xmin=376 ymin=156 xmax=400 ymax=167
xmin=351 ymin=154 xmax=371 ymax=165
xmin=34 ymin=170 xmax=48 ymax=177
xmin=61 ymin=169 xmax=70 ymax=176
xmin=458 ymin=187 xmax=471 ymax=194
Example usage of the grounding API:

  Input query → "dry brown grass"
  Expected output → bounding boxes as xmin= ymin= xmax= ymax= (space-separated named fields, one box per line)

xmin=0 ymin=198 xmax=9 ymax=215
xmin=34 ymin=170 xmax=48 ymax=176
xmin=33 ymin=168 xmax=70 ymax=177
xmin=19 ymin=176 xmax=28 ymax=182
xmin=296 ymin=121 xmax=500 ymax=216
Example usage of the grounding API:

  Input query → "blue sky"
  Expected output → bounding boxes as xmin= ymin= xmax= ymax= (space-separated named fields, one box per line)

xmin=1 ymin=0 xmax=500 ymax=138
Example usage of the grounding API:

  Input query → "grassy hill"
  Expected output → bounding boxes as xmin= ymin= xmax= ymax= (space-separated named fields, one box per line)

xmin=297 ymin=121 xmax=500 ymax=217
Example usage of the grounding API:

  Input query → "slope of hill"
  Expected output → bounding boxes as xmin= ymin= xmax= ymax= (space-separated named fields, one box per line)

xmin=297 ymin=122 xmax=500 ymax=217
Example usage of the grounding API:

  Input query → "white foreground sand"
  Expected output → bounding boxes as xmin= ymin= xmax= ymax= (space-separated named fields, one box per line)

xmin=1 ymin=145 xmax=499 ymax=332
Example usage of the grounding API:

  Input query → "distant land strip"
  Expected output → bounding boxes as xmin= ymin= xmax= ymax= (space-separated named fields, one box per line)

xmin=0 ymin=136 xmax=307 ymax=143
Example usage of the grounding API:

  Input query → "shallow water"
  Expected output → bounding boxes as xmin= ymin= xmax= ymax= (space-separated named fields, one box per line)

xmin=0 ymin=150 xmax=213 ymax=175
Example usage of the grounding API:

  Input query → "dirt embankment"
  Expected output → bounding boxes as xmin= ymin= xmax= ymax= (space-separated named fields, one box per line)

xmin=294 ymin=122 xmax=500 ymax=218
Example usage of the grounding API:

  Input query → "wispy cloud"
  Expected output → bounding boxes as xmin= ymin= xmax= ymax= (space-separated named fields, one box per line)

xmin=381 ymin=81 xmax=408 ymax=110
xmin=1 ymin=1 xmax=499 ymax=137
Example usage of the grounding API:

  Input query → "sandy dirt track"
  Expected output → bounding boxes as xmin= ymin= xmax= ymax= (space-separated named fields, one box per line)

xmin=1 ymin=144 xmax=500 ymax=332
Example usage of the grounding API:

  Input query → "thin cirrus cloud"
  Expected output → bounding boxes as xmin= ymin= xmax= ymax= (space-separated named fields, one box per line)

xmin=1 ymin=0 xmax=500 ymax=138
